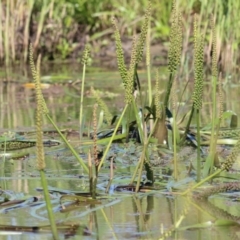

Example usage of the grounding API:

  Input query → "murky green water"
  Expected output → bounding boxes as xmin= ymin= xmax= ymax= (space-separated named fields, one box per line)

xmin=1 ymin=64 xmax=240 ymax=239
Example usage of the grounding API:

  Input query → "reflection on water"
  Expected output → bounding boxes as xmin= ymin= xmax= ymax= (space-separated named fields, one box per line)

xmin=1 ymin=64 xmax=240 ymax=239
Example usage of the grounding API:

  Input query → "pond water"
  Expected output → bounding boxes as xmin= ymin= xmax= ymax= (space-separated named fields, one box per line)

xmin=1 ymin=63 xmax=240 ymax=239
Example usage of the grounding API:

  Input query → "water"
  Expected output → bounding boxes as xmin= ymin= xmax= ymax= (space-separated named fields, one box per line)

xmin=0 ymin=63 xmax=240 ymax=239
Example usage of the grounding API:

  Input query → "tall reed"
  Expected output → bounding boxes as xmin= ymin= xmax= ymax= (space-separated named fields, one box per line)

xmin=34 ymin=0 xmax=49 ymax=49
xmin=79 ymin=45 xmax=90 ymax=137
xmin=192 ymin=15 xmax=204 ymax=182
xmin=24 ymin=0 xmax=34 ymax=62
xmin=4 ymin=0 xmax=10 ymax=65
xmin=29 ymin=44 xmax=59 ymax=239
xmin=164 ymin=0 xmax=182 ymax=109
xmin=0 ymin=1 xmax=3 ymax=60
xmin=171 ymin=79 xmax=179 ymax=180
xmin=203 ymin=16 xmax=218 ymax=177
xmin=90 ymin=103 xmax=98 ymax=198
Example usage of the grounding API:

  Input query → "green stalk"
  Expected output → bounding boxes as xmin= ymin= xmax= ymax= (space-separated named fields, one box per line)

xmin=97 ymin=104 xmax=128 ymax=172
xmin=146 ymin=21 xmax=152 ymax=107
xmin=196 ymin=109 xmax=201 ymax=182
xmin=135 ymin=148 xmax=145 ymax=192
xmin=40 ymin=170 xmax=59 ymax=239
xmin=100 ymin=209 xmax=118 ymax=240
xmin=181 ymin=168 xmax=222 ymax=196
xmin=1 ymin=135 xmax=7 ymax=189
xmin=164 ymin=73 xmax=173 ymax=108
xmin=203 ymin=17 xmax=218 ymax=177
xmin=88 ymin=151 xmax=93 ymax=197
xmin=203 ymin=74 xmax=217 ymax=177
xmin=132 ymin=100 xmax=144 ymax=143
xmin=172 ymin=109 xmax=178 ymax=180
xmin=0 ymin=0 xmax=3 ymax=60
xmin=34 ymin=0 xmax=48 ymax=48
xmin=4 ymin=0 xmax=10 ymax=65
xmin=132 ymin=100 xmax=154 ymax=183
xmin=134 ymin=142 xmax=153 ymax=192
xmin=10 ymin=0 xmax=15 ymax=62
xmin=45 ymin=113 xmax=89 ymax=174
xmin=31 ymin=51 xmax=58 ymax=239
xmin=24 ymin=0 xmax=34 ymax=62
xmin=131 ymin=119 xmax=158 ymax=189
xmin=180 ymin=107 xmax=194 ymax=145
xmin=79 ymin=60 xmax=86 ymax=137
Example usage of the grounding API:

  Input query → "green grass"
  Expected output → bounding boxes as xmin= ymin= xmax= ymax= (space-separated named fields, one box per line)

xmin=0 ymin=0 xmax=239 ymax=69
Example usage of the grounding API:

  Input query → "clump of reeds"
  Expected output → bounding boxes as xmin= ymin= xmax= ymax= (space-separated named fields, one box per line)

xmin=94 ymin=1 xmax=156 ymax=192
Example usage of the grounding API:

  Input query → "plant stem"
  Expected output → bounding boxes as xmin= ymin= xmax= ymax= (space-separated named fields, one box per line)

xmin=46 ymin=114 xmax=89 ymax=174
xmin=181 ymin=168 xmax=222 ymax=196
xmin=131 ymin=119 xmax=158 ymax=188
xmin=97 ymin=104 xmax=128 ymax=172
xmin=79 ymin=62 xmax=86 ymax=138
xmin=34 ymin=0 xmax=48 ymax=49
xmin=180 ymin=107 xmax=194 ymax=145
xmin=40 ymin=170 xmax=59 ymax=240
xmin=24 ymin=0 xmax=34 ymax=62
xmin=146 ymin=21 xmax=152 ymax=107
xmin=173 ymin=109 xmax=178 ymax=181
xmin=196 ymin=109 xmax=201 ymax=182
xmin=203 ymin=74 xmax=217 ymax=177
xmin=164 ymin=72 xmax=173 ymax=108
xmin=4 ymin=0 xmax=9 ymax=65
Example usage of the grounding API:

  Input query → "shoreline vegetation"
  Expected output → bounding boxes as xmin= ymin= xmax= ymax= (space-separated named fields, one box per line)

xmin=1 ymin=1 xmax=240 ymax=238
xmin=0 ymin=0 xmax=239 ymax=73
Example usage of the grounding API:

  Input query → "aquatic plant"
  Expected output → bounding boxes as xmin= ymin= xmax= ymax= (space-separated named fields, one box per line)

xmin=192 ymin=15 xmax=204 ymax=181
xmin=3 ymin=1 xmax=240 ymax=239
xmin=90 ymin=103 xmax=99 ymax=198
xmin=97 ymin=0 xmax=154 ymax=189
xmin=29 ymin=48 xmax=89 ymax=175
xmin=91 ymin=87 xmax=113 ymax=126
xmin=164 ymin=0 xmax=182 ymax=108
xmin=29 ymin=44 xmax=59 ymax=239
xmin=79 ymin=44 xmax=90 ymax=137
xmin=203 ymin=16 xmax=219 ymax=177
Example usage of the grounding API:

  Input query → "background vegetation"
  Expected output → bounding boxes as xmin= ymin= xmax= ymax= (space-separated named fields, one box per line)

xmin=0 ymin=0 xmax=239 ymax=73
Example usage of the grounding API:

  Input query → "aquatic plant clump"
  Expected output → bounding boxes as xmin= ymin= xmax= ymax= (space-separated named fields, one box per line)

xmin=2 ymin=0 xmax=240 ymax=239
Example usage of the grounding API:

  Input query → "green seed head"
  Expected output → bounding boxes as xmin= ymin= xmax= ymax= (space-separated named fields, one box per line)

xmin=168 ymin=1 xmax=182 ymax=73
xmin=136 ymin=0 xmax=151 ymax=64
xmin=154 ymin=69 xmax=161 ymax=119
xmin=81 ymin=44 xmax=91 ymax=65
xmin=193 ymin=16 xmax=204 ymax=110
xmin=112 ymin=17 xmax=128 ymax=86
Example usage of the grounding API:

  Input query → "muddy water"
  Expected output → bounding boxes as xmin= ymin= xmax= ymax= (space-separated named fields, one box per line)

xmin=1 ymin=64 xmax=240 ymax=239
